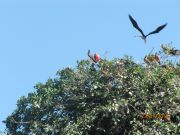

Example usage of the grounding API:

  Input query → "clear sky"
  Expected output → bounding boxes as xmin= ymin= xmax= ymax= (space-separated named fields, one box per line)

xmin=0 ymin=0 xmax=180 ymax=131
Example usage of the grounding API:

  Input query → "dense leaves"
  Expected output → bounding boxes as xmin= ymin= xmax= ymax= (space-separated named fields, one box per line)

xmin=3 ymin=55 xmax=180 ymax=135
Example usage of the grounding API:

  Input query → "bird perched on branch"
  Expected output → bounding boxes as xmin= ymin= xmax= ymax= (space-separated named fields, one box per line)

xmin=161 ymin=45 xmax=180 ymax=56
xmin=88 ymin=50 xmax=101 ymax=63
xmin=128 ymin=14 xmax=167 ymax=43
xmin=169 ymin=49 xmax=180 ymax=56
xmin=144 ymin=53 xmax=161 ymax=65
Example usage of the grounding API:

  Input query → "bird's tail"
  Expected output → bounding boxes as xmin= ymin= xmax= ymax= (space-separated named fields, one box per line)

xmin=134 ymin=35 xmax=146 ymax=43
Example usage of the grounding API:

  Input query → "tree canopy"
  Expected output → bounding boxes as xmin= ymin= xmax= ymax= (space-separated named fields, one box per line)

xmin=3 ymin=46 xmax=180 ymax=135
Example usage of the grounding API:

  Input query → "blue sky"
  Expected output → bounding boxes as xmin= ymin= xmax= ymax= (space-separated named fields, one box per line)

xmin=0 ymin=0 xmax=180 ymax=131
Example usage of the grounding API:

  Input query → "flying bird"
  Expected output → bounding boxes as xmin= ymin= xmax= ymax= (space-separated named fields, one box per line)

xmin=88 ymin=50 xmax=101 ymax=63
xmin=128 ymin=14 xmax=167 ymax=43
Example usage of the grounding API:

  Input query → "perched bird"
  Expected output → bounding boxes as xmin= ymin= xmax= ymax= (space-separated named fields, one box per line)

xmin=128 ymin=14 xmax=167 ymax=43
xmin=154 ymin=53 xmax=161 ymax=64
xmin=161 ymin=44 xmax=180 ymax=56
xmin=144 ymin=56 xmax=151 ymax=65
xmin=88 ymin=50 xmax=101 ymax=63
xmin=170 ymin=49 xmax=180 ymax=56
xmin=144 ymin=53 xmax=161 ymax=65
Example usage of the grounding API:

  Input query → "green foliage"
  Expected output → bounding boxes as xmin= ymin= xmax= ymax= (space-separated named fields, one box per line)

xmin=3 ymin=54 xmax=180 ymax=134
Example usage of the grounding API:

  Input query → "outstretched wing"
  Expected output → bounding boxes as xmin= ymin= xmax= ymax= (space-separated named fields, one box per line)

xmin=128 ymin=15 xmax=145 ymax=37
xmin=146 ymin=23 xmax=167 ymax=37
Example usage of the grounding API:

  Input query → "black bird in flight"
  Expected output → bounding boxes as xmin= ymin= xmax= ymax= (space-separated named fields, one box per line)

xmin=128 ymin=14 xmax=167 ymax=43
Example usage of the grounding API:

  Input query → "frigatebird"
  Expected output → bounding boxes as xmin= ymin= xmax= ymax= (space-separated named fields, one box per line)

xmin=128 ymin=14 xmax=167 ymax=43
xmin=144 ymin=53 xmax=161 ymax=65
xmin=161 ymin=45 xmax=180 ymax=56
xmin=88 ymin=50 xmax=101 ymax=63
xmin=170 ymin=49 xmax=180 ymax=56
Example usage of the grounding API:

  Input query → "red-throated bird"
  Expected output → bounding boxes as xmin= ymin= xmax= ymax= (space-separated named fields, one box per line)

xmin=88 ymin=50 xmax=101 ymax=63
xmin=128 ymin=14 xmax=167 ymax=43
